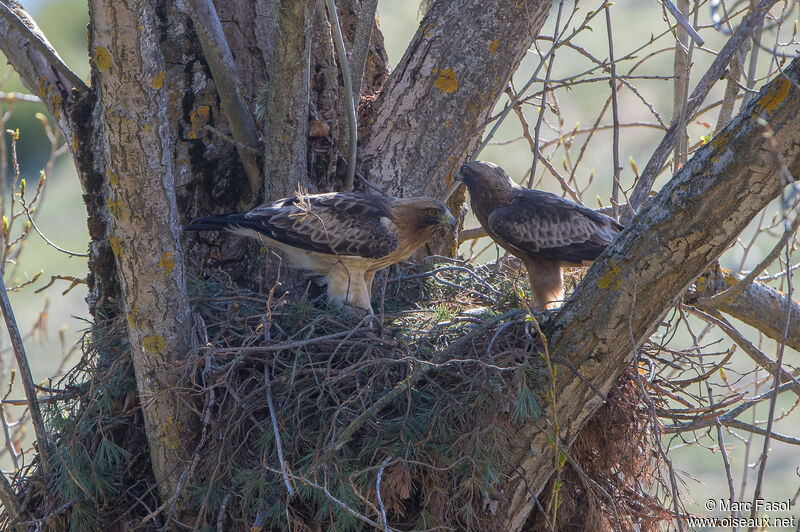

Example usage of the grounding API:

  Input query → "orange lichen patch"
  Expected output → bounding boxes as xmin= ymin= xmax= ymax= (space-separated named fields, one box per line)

xmin=107 ymin=170 xmax=120 ymax=186
xmin=152 ymin=70 xmax=164 ymax=89
xmin=143 ymin=334 xmax=167 ymax=354
xmin=71 ymin=131 xmax=79 ymax=152
xmin=157 ymin=251 xmax=176 ymax=275
xmin=188 ymin=105 xmax=211 ymax=139
xmin=109 ymin=235 xmax=122 ymax=257
xmin=434 ymin=68 xmax=458 ymax=94
xmin=757 ymin=78 xmax=791 ymax=113
xmin=93 ymin=46 xmax=111 ymax=71
xmin=489 ymin=37 xmax=499 ymax=54
xmin=160 ymin=417 xmax=183 ymax=450
xmin=597 ymin=260 xmax=622 ymax=290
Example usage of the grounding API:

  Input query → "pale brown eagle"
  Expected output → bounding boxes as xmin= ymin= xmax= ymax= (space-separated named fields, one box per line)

xmin=456 ymin=161 xmax=623 ymax=310
xmin=184 ymin=192 xmax=456 ymax=312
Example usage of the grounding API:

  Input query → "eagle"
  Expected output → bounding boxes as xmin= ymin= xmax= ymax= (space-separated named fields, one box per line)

xmin=184 ymin=192 xmax=456 ymax=312
xmin=456 ymin=161 xmax=623 ymax=310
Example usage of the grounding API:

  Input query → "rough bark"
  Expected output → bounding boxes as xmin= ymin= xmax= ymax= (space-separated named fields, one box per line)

xmin=499 ymin=59 xmax=800 ymax=529
xmin=88 ymin=0 xmax=194 ymax=501
xmin=260 ymin=0 xmax=316 ymax=201
xmin=360 ymin=0 xmax=552 ymax=201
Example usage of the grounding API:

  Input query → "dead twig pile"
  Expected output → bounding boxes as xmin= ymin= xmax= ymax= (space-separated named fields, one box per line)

xmin=2 ymin=260 xmax=670 ymax=531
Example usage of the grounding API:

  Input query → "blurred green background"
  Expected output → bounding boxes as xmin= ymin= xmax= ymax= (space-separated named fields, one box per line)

xmin=1 ymin=0 xmax=798 ymax=526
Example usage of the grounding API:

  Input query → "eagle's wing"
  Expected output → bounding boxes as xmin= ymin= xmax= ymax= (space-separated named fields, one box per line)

xmin=487 ymin=190 xmax=622 ymax=263
xmin=243 ymin=193 xmax=399 ymax=258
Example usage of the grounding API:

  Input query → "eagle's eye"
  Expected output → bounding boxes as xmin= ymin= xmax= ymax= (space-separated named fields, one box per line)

xmin=427 ymin=208 xmax=439 ymax=217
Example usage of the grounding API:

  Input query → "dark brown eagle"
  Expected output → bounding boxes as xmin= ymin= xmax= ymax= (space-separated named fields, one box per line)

xmin=456 ymin=161 xmax=623 ymax=310
xmin=184 ymin=192 xmax=456 ymax=312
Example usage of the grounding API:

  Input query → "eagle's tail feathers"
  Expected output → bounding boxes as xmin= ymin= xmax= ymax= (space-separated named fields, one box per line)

xmin=183 ymin=214 xmax=256 ymax=233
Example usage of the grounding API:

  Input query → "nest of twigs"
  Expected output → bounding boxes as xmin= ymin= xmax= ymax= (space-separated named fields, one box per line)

xmin=3 ymin=259 xmax=670 ymax=531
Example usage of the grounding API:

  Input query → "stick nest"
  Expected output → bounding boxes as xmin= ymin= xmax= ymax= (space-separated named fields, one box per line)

xmin=3 ymin=259 xmax=669 ymax=531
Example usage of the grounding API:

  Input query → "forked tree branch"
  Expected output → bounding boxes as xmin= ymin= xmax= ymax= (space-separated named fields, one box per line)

xmin=360 ymin=0 xmax=553 ymax=199
xmin=182 ymin=0 xmax=261 ymax=194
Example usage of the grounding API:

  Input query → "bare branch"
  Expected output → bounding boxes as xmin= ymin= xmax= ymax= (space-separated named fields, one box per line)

xmin=624 ymin=0 xmax=780 ymax=222
xmin=662 ymin=0 xmax=705 ymax=45
xmin=0 ymin=273 xmax=49 ymax=472
xmin=686 ymin=306 xmax=800 ymax=398
xmin=325 ymin=0 xmax=357 ymax=191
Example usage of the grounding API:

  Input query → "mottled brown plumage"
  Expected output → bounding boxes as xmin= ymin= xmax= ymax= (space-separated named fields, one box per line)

xmin=457 ymin=161 xmax=623 ymax=309
xmin=184 ymin=192 xmax=456 ymax=312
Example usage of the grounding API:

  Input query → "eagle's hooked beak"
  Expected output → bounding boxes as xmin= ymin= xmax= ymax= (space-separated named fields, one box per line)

xmin=446 ymin=212 xmax=457 ymax=230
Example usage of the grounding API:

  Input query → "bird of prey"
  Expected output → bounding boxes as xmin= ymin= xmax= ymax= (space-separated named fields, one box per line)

xmin=184 ymin=192 xmax=456 ymax=312
xmin=455 ymin=161 xmax=623 ymax=310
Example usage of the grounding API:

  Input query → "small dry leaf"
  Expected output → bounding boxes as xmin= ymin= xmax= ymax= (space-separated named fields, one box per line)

xmin=309 ymin=120 xmax=330 ymax=138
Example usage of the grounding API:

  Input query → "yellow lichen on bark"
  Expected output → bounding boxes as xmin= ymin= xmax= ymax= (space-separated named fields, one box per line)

xmin=160 ymin=417 xmax=184 ymax=450
xmin=109 ymin=235 xmax=122 ymax=257
xmin=757 ymin=78 xmax=791 ymax=113
xmin=434 ymin=68 xmax=458 ymax=93
xmin=597 ymin=260 xmax=622 ymax=290
xmin=143 ymin=334 xmax=167 ymax=354
xmin=158 ymin=251 xmax=176 ymax=274
xmin=188 ymin=105 xmax=211 ymax=139
xmin=93 ymin=46 xmax=111 ymax=71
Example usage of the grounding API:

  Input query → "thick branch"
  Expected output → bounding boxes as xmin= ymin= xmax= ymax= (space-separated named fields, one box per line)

xmin=499 ymin=58 xmax=800 ymax=530
xmin=182 ymin=0 xmax=262 ymax=194
xmin=0 ymin=1 xmax=87 ymax=143
xmin=349 ymin=0 xmax=378 ymax=96
xmin=360 ymin=0 xmax=553 ymax=199
xmin=0 ymin=1 xmax=86 ymax=91
xmin=259 ymin=0 xmax=316 ymax=200
xmin=691 ymin=264 xmax=800 ymax=352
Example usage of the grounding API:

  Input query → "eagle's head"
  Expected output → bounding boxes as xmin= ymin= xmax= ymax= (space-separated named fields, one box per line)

xmin=396 ymin=198 xmax=457 ymax=236
xmin=455 ymin=161 xmax=516 ymax=198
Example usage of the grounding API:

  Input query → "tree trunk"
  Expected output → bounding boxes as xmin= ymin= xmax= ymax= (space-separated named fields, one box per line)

xmin=88 ymin=0 xmax=195 ymax=502
xmin=498 ymin=59 xmax=800 ymax=529
xmin=360 ymin=0 xmax=552 ymax=201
